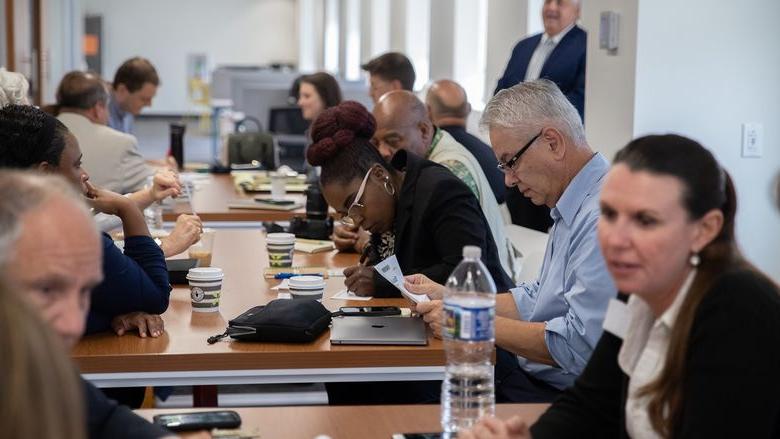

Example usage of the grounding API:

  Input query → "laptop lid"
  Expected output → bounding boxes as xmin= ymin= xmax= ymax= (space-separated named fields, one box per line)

xmin=330 ymin=316 xmax=428 ymax=346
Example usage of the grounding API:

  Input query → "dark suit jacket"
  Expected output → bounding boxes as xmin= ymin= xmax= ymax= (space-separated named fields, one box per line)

xmin=530 ymin=269 xmax=780 ymax=438
xmin=370 ymin=150 xmax=514 ymax=297
xmin=84 ymin=379 xmax=170 ymax=438
xmin=440 ymin=125 xmax=506 ymax=204
xmin=494 ymin=25 xmax=587 ymax=119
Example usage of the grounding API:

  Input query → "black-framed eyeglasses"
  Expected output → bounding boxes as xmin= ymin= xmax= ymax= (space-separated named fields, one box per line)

xmin=496 ymin=130 xmax=543 ymax=173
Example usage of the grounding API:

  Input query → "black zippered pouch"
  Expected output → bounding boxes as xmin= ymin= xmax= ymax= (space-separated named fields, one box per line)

xmin=207 ymin=299 xmax=332 ymax=344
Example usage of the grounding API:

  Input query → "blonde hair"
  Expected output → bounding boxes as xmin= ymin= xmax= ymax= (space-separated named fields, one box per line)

xmin=0 ymin=279 xmax=86 ymax=438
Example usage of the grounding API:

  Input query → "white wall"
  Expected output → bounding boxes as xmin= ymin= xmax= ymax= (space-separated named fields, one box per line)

xmin=83 ymin=0 xmax=297 ymax=114
xmin=581 ymin=0 xmax=638 ymax=160
xmin=584 ymin=0 xmax=780 ymax=281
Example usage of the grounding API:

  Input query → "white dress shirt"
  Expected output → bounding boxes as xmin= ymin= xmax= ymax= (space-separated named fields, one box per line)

xmin=524 ymin=23 xmax=576 ymax=81
xmin=618 ymin=270 xmax=696 ymax=439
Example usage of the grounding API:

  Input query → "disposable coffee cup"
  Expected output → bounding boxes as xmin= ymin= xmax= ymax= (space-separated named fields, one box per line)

xmin=289 ymin=275 xmax=326 ymax=301
xmin=266 ymin=232 xmax=296 ymax=268
xmin=270 ymin=172 xmax=286 ymax=201
xmin=188 ymin=228 xmax=216 ymax=267
xmin=186 ymin=267 xmax=224 ymax=312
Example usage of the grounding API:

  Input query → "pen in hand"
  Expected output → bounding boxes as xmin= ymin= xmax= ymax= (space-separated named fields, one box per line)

xmin=359 ymin=243 xmax=372 ymax=266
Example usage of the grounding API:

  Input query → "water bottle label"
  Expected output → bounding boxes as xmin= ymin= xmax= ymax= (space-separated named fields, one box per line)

xmin=443 ymin=304 xmax=494 ymax=341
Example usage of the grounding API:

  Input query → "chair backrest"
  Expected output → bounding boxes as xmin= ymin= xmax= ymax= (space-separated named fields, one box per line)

xmin=505 ymin=224 xmax=549 ymax=283
xmin=227 ymin=132 xmax=277 ymax=169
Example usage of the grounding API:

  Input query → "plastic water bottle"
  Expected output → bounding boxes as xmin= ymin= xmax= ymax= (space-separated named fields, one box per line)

xmin=143 ymin=176 xmax=164 ymax=230
xmin=441 ymin=245 xmax=497 ymax=434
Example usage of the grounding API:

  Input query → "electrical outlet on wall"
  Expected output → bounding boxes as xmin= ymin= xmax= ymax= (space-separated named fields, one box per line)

xmin=741 ymin=122 xmax=763 ymax=158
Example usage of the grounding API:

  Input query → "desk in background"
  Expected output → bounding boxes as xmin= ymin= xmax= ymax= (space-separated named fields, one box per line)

xmin=75 ymin=230 xmax=445 ymax=404
xmin=137 ymin=404 xmax=549 ymax=438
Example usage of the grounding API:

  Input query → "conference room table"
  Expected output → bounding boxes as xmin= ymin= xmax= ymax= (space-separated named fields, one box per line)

xmin=137 ymin=404 xmax=550 ymax=438
xmin=162 ymin=173 xmax=307 ymax=223
xmin=74 ymin=230 xmax=445 ymax=406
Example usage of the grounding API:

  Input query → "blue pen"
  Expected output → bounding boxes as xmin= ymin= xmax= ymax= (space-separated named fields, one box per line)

xmin=274 ymin=272 xmax=324 ymax=279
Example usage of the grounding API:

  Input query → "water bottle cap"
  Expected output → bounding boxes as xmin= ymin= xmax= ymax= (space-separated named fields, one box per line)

xmin=462 ymin=245 xmax=481 ymax=259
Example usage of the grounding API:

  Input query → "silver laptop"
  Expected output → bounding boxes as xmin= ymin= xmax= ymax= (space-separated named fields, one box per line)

xmin=330 ymin=316 xmax=428 ymax=346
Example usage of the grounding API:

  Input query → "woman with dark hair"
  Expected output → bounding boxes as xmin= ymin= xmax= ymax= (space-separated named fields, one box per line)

xmin=298 ymin=72 xmax=342 ymax=122
xmin=460 ymin=134 xmax=780 ymax=438
xmin=0 ymin=104 xmax=171 ymax=338
xmin=308 ymin=100 xmax=513 ymax=298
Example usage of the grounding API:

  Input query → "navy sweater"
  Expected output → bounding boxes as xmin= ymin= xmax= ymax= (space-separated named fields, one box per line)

xmin=86 ymin=233 xmax=171 ymax=334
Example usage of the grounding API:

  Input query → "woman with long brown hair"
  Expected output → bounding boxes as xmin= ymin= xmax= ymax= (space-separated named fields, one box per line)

xmin=460 ymin=134 xmax=780 ymax=438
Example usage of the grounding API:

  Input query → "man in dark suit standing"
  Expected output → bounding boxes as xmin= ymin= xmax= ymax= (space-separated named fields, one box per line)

xmin=495 ymin=0 xmax=585 ymax=233
xmin=426 ymin=79 xmax=506 ymax=204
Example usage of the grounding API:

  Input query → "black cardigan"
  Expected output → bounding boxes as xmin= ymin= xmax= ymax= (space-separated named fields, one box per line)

xmin=370 ymin=150 xmax=514 ymax=297
xmin=530 ymin=269 xmax=780 ymax=438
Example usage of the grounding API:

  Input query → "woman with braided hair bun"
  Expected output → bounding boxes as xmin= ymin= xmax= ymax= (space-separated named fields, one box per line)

xmin=313 ymin=101 xmax=512 ymax=405
xmin=309 ymin=101 xmax=513 ymax=298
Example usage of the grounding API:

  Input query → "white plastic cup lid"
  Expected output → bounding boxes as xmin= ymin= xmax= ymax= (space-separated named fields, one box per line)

xmin=186 ymin=267 xmax=224 ymax=281
xmin=463 ymin=245 xmax=481 ymax=259
xmin=266 ymin=233 xmax=296 ymax=245
xmin=288 ymin=275 xmax=325 ymax=289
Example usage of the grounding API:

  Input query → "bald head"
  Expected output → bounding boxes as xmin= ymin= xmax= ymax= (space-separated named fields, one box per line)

xmin=426 ymin=80 xmax=471 ymax=126
xmin=372 ymin=90 xmax=435 ymax=160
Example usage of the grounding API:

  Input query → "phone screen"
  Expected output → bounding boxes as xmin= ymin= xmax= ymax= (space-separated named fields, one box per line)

xmin=153 ymin=411 xmax=241 ymax=431
xmin=392 ymin=433 xmax=444 ymax=439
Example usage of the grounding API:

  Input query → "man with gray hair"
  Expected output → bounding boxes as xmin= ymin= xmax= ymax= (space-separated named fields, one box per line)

xmin=408 ymin=79 xmax=616 ymax=402
xmin=0 ymin=171 xmax=174 ymax=438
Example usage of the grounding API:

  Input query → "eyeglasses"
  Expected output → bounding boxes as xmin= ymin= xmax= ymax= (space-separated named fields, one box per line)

xmin=341 ymin=167 xmax=373 ymax=227
xmin=496 ymin=130 xmax=543 ymax=173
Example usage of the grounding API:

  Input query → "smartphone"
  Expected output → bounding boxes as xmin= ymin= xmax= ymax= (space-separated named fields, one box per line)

xmin=391 ymin=433 xmax=444 ymax=439
xmin=254 ymin=197 xmax=296 ymax=205
xmin=152 ymin=410 xmax=241 ymax=432
xmin=339 ymin=306 xmax=401 ymax=316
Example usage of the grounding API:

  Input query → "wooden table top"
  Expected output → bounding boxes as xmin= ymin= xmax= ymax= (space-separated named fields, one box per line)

xmin=73 ymin=230 xmax=444 ymax=374
xmin=163 ymin=174 xmax=307 ymax=222
xmin=137 ymin=404 xmax=550 ymax=438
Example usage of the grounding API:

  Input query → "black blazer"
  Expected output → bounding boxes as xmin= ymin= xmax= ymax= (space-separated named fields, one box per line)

xmin=370 ymin=151 xmax=514 ymax=297
xmin=494 ymin=25 xmax=587 ymax=119
xmin=530 ymin=269 xmax=780 ymax=438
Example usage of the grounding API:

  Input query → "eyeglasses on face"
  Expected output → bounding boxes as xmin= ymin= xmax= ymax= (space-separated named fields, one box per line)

xmin=496 ymin=130 xmax=543 ymax=173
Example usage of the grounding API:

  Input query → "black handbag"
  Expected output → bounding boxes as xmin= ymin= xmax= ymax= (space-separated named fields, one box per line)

xmin=207 ymin=299 xmax=332 ymax=344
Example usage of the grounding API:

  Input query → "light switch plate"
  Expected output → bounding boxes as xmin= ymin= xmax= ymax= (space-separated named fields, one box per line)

xmin=741 ymin=122 xmax=763 ymax=158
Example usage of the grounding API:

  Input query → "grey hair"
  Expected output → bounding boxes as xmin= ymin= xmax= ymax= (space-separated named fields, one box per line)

xmin=0 ymin=171 xmax=96 ymax=269
xmin=0 ymin=68 xmax=30 ymax=107
xmin=480 ymin=79 xmax=586 ymax=144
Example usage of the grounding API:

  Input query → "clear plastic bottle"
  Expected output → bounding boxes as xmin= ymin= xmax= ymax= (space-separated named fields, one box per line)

xmin=143 ymin=176 xmax=164 ymax=230
xmin=441 ymin=245 xmax=497 ymax=434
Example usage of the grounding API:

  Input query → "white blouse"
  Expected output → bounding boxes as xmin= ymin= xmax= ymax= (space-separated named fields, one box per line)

xmin=618 ymin=270 xmax=696 ymax=439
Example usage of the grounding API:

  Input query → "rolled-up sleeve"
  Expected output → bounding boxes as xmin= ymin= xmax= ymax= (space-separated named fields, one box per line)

xmin=511 ymin=281 xmax=540 ymax=321
xmin=543 ymin=216 xmax=615 ymax=375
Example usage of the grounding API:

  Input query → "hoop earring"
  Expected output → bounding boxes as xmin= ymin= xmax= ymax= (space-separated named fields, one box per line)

xmin=689 ymin=252 xmax=701 ymax=267
xmin=383 ymin=177 xmax=396 ymax=196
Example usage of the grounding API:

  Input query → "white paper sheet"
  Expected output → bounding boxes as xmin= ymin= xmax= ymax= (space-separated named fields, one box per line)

xmin=374 ymin=255 xmax=430 ymax=304
xmin=331 ymin=289 xmax=373 ymax=301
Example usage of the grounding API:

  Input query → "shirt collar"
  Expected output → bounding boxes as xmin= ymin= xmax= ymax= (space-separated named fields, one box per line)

xmin=425 ymin=127 xmax=445 ymax=159
xmin=542 ymin=22 xmax=576 ymax=45
xmin=552 ymin=152 xmax=610 ymax=226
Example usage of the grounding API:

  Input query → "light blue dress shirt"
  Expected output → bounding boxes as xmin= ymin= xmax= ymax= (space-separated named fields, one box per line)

xmin=108 ymin=91 xmax=134 ymax=134
xmin=510 ymin=152 xmax=616 ymax=390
